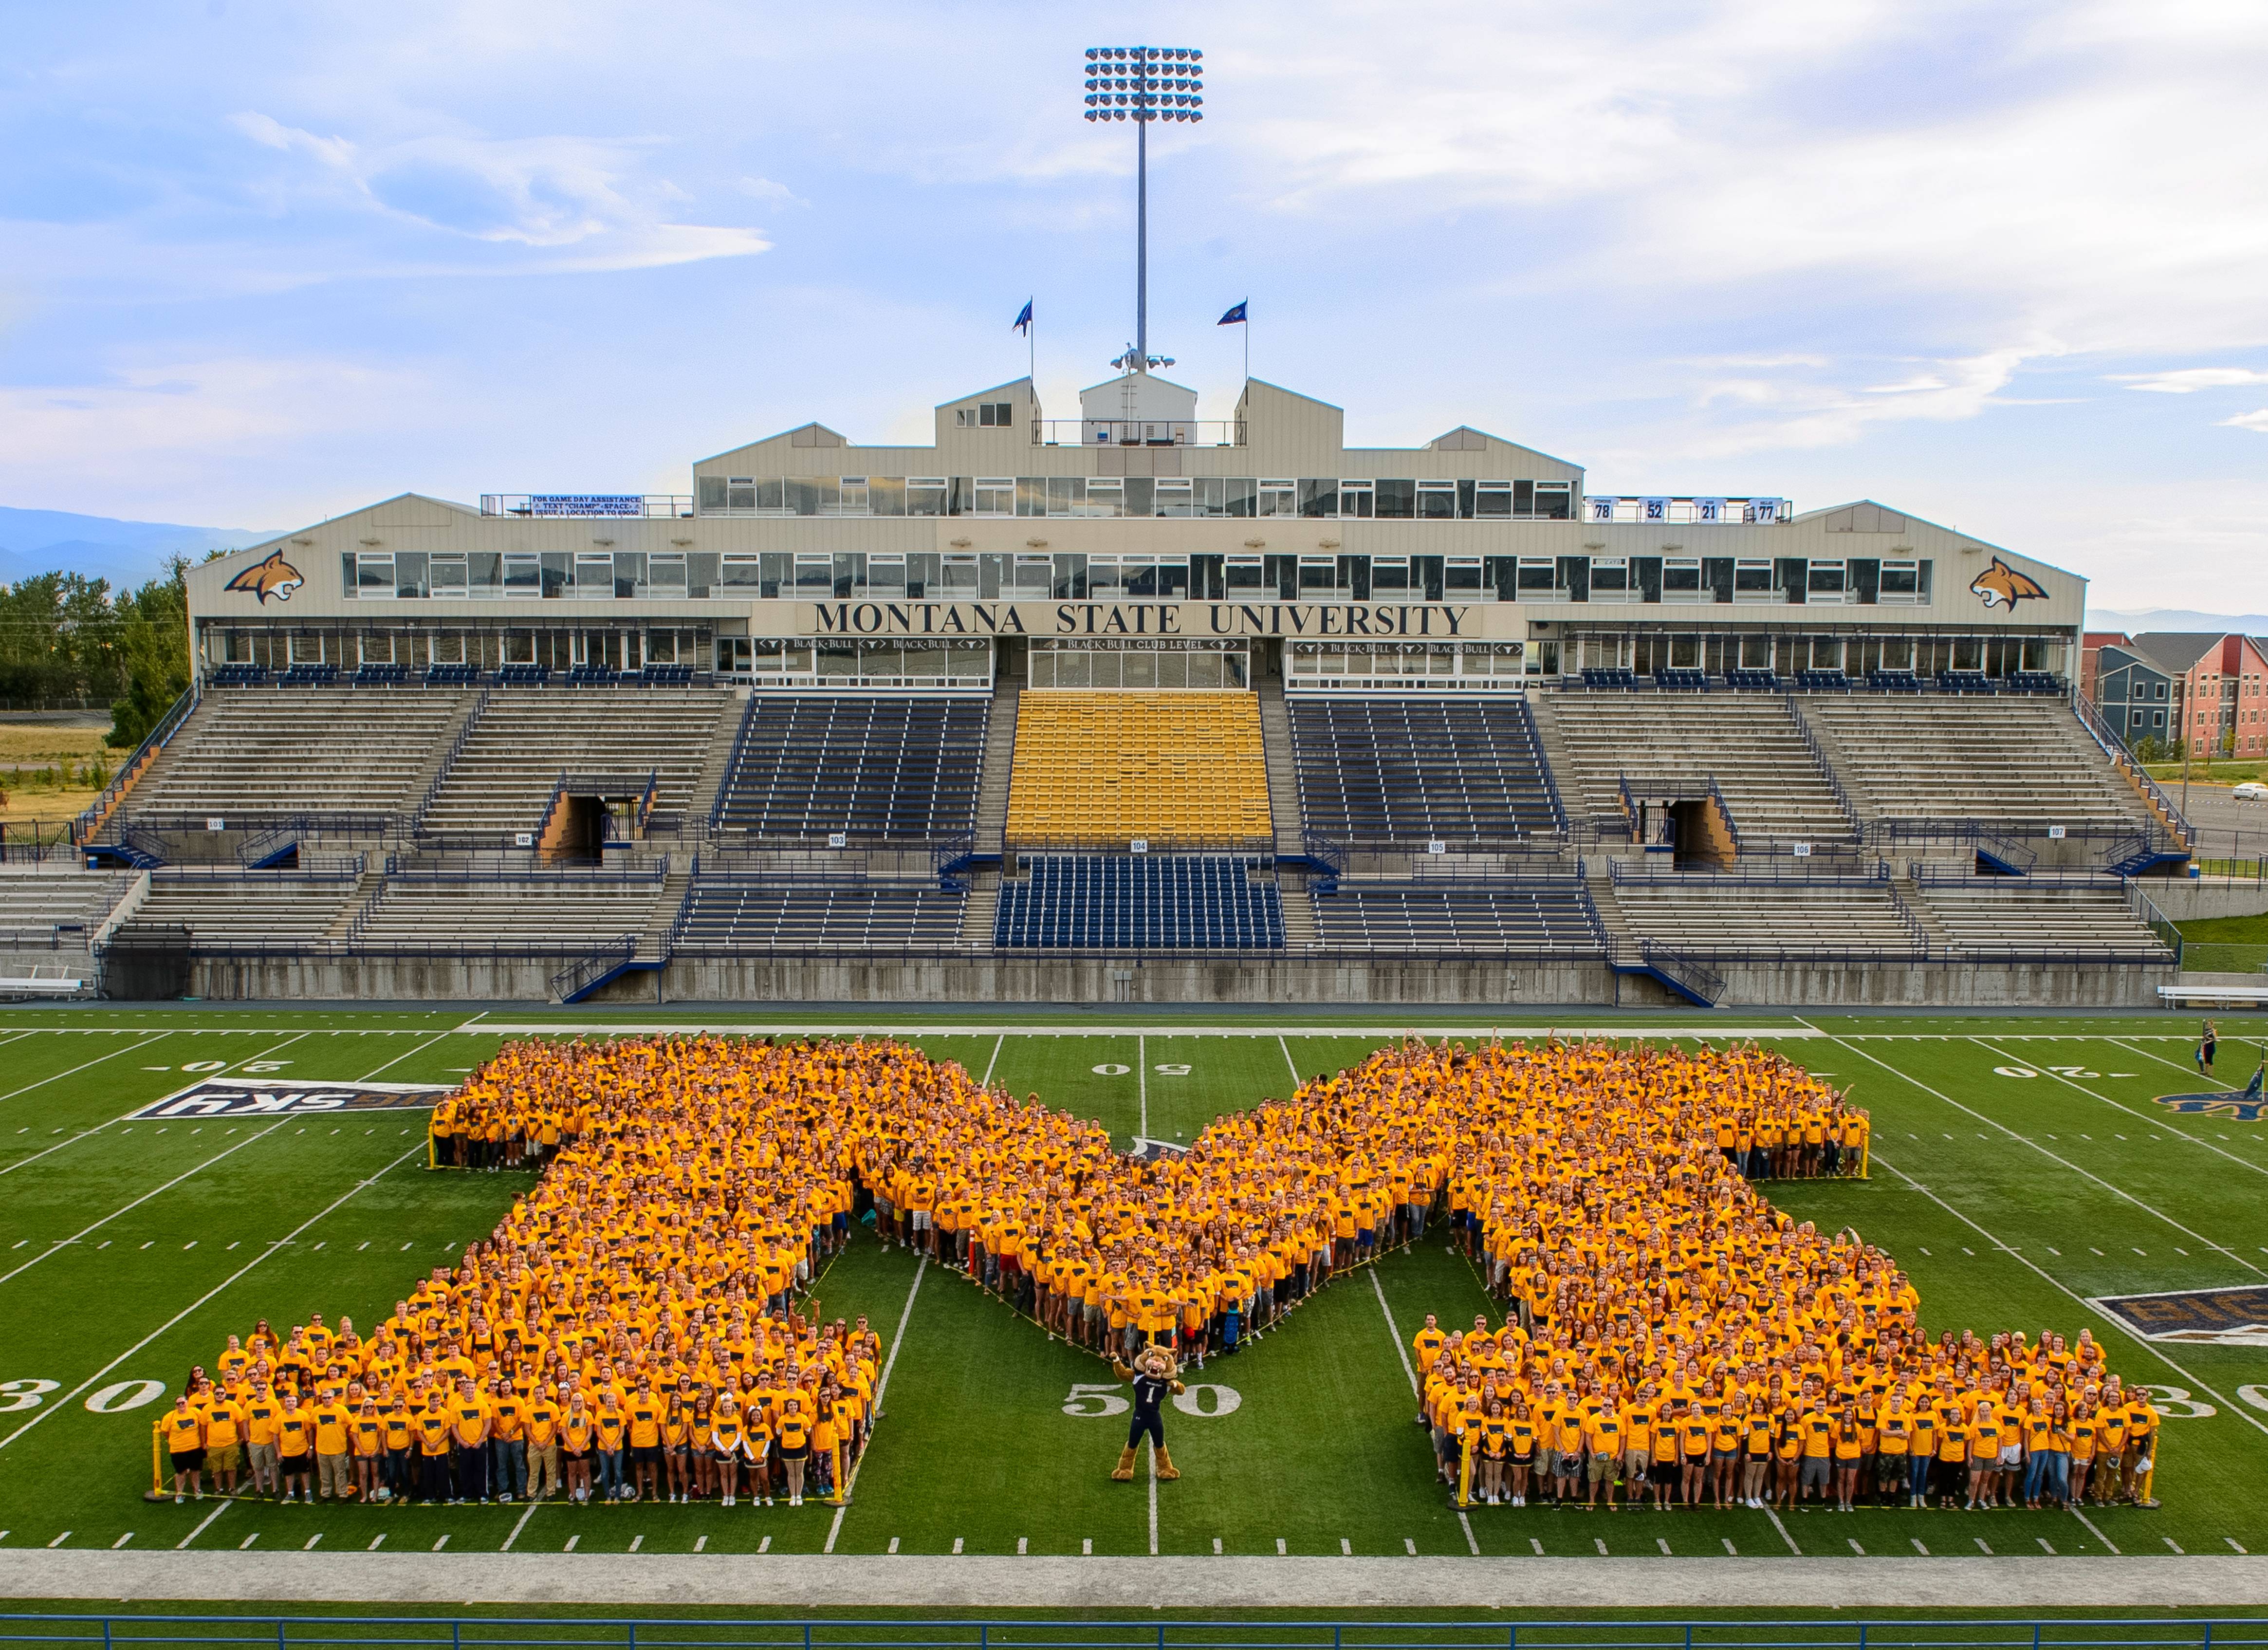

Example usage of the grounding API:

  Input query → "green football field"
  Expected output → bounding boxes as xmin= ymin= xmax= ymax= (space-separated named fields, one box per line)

xmin=3 ymin=1004 xmax=2268 ymax=1579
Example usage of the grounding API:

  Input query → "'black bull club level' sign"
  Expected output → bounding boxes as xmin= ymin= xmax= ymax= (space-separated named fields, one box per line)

xmin=129 ymin=1078 xmax=452 ymax=1120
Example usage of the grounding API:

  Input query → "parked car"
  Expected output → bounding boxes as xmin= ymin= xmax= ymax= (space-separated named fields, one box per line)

xmin=2234 ymin=780 xmax=2268 ymax=801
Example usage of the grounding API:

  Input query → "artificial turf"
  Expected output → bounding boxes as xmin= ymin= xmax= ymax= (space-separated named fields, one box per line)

xmin=2 ymin=1007 xmax=2267 ymax=1573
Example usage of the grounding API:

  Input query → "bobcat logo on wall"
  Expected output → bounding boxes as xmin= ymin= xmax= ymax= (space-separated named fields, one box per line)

xmin=1969 ymin=556 xmax=2047 ymax=611
xmin=223 ymin=549 xmax=303 ymax=605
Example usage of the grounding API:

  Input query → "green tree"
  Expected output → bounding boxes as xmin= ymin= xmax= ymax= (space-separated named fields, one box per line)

xmin=106 ymin=555 xmax=192 ymax=749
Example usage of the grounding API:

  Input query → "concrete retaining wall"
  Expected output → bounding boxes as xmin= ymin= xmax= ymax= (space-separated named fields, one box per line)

xmin=2146 ymin=878 xmax=2268 ymax=921
xmin=185 ymin=951 xmax=2174 ymax=1008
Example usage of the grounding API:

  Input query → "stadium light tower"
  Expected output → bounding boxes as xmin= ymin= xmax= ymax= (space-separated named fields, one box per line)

xmin=1083 ymin=45 xmax=1203 ymax=373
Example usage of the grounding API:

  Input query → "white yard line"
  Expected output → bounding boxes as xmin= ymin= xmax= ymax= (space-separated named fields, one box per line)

xmin=828 ymin=1254 xmax=928 ymax=1556
xmin=500 ymin=1498 xmax=540 ymax=1552
xmin=1369 ymin=1269 xmax=1419 ymax=1396
xmin=1147 ymin=1444 xmax=1159 ymax=1557
xmin=473 ymin=1020 xmax=1822 ymax=1040
xmin=1810 ymin=1022 xmax=2264 ymax=1277
xmin=1863 ymin=1145 xmax=2268 ymax=1443
xmin=2071 ymin=1505 xmax=2122 ymax=1554
xmin=980 ymin=1034 xmax=1004 ymax=1087
xmin=1278 ymin=1034 xmax=1301 ymax=1087
xmin=4 ymin=1030 xmax=317 ymax=1181
xmin=1137 ymin=1034 xmax=1147 ymax=1144
xmin=0 ymin=1142 xmax=427 ymax=1453
xmin=0 ymin=1116 xmax=296 ymax=1288
xmin=355 ymin=1030 xmax=456 ymax=1080
xmin=174 ymin=1502 xmax=228 ymax=1550
xmin=1763 ymin=1507 xmax=1803 ymax=1556
xmin=1972 ymin=1035 xmax=2268 ymax=1183
xmin=0 ymin=1033 xmax=170 ymax=1103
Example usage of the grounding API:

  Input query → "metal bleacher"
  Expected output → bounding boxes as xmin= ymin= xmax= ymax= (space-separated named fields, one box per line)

xmin=709 ymin=697 xmax=988 ymax=842
xmin=672 ymin=882 xmax=966 ymax=951
xmin=1308 ymin=881 xmax=1599 ymax=953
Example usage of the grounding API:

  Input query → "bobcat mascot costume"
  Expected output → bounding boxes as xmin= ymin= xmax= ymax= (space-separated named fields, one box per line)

xmin=1109 ymin=1345 xmax=1186 ymax=1481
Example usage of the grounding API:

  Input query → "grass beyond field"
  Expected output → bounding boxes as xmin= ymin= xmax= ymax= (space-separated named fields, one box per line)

xmin=2 ymin=1006 xmax=2267 ymax=1576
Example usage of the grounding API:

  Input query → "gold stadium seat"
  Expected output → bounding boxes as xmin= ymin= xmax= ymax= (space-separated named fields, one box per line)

xmin=1005 ymin=691 xmax=1271 ymax=849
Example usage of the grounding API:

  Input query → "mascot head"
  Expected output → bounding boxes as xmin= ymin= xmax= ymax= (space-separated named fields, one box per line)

xmin=1968 ymin=556 xmax=2047 ymax=611
xmin=224 ymin=549 xmax=304 ymax=605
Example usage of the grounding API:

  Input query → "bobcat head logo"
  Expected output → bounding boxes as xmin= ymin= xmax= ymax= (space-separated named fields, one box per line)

xmin=1969 ymin=556 xmax=2047 ymax=611
xmin=224 ymin=549 xmax=303 ymax=605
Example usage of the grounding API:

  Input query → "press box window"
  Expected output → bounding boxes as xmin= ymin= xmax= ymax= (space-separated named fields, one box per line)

xmin=1807 ymin=559 xmax=1847 ymax=602
xmin=955 ymin=403 xmax=1014 ymax=426
xmin=1417 ymin=481 xmax=1457 ymax=520
xmin=1662 ymin=558 xmax=1702 ymax=599
xmin=905 ymin=478 xmax=948 ymax=518
xmin=1257 ymin=480 xmax=1297 ymax=518
xmin=971 ymin=478 xmax=1016 ymax=517
xmin=356 ymin=554 xmax=396 ymax=598
xmin=1878 ymin=559 xmax=1922 ymax=602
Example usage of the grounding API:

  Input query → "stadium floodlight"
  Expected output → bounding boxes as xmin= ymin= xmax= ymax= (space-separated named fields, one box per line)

xmin=1083 ymin=44 xmax=1203 ymax=373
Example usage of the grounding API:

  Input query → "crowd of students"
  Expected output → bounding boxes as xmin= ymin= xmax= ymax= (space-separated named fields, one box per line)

xmin=152 ymin=1032 xmax=2150 ymax=1518
xmin=1403 ymin=1037 xmax=2156 ymax=1513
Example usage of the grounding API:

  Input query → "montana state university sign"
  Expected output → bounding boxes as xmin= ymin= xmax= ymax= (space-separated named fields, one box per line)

xmin=802 ymin=601 xmax=1485 ymax=638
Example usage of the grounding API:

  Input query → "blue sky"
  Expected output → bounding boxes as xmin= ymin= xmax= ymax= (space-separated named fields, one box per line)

xmin=2 ymin=0 xmax=2265 ymax=609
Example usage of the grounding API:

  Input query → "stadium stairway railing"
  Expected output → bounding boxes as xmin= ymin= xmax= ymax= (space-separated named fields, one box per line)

xmin=2073 ymin=690 xmax=2196 ymax=853
xmin=548 ymin=934 xmax=645 ymax=1004
xmin=1604 ymin=937 xmax=1726 ymax=1007
xmin=406 ymin=684 xmax=493 ymax=837
xmin=71 ymin=685 xmax=196 ymax=849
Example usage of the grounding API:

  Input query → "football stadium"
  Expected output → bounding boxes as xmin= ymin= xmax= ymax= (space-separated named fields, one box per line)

xmin=6 ymin=28 xmax=2268 ymax=1650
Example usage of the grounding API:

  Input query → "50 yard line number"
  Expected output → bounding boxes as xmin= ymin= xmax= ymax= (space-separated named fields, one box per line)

xmin=1064 ymin=1381 xmax=1241 ymax=1418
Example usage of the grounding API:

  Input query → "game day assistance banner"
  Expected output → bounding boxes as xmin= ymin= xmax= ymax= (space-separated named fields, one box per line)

xmin=129 ymin=1078 xmax=454 ymax=1120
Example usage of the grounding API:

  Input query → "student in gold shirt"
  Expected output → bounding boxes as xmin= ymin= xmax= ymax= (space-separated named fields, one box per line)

xmin=163 ymin=1395 xmax=206 ymax=1503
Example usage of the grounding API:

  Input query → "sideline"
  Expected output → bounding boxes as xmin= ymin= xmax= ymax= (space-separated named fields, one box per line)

xmin=6 ymin=1548 xmax=2268 ymax=1607
xmin=469 ymin=1021 xmax=1826 ymax=1039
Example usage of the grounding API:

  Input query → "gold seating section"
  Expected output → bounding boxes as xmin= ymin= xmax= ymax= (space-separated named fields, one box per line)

xmin=1006 ymin=691 xmax=1271 ymax=848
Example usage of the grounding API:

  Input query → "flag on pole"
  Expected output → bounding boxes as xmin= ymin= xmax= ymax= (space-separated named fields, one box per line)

xmin=1013 ymin=299 xmax=1033 ymax=335
xmin=1217 ymin=300 xmax=1248 ymax=326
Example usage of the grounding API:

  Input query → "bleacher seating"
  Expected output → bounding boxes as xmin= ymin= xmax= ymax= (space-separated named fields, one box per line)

xmin=1917 ymin=879 xmax=2172 ymax=959
xmin=124 ymin=686 xmax=474 ymax=823
xmin=350 ymin=874 xmax=664 ymax=947
xmin=1537 ymin=690 xmax=1856 ymax=844
xmin=138 ymin=872 xmax=360 ymax=943
xmin=1653 ymin=668 xmax=1710 ymax=691
xmin=712 ymin=697 xmax=987 ymax=842
xmin=1609 ymin=877 xmax=1924 ymax=957
xmin=354 ymin=665 xmax=409 ymax=686
xmin=1801 ymin=695 xmax=2154 ymax=833
xmin=0 ymin=873 xmax=133 ymax=942
xmin=425 ymin=665 xmax=483 ymax=686
xmin=279 ymin=665 xmax=338 ymax=686
xmin=1309 ymin=882 xmax=1599 ymax=953
xmin=419 ymin=687 xmax=735 ymax=839
xmin=1580 ymin=667 xmax=1639 ymax=689
xmin=1006 ymin=692 xmax=1270 ymax=849
xmin=995 ymin=855 xmax=1283 ymax=948
xmin=673 ymin=883 xmax=964 ymax=950
xmin=1793 ymin=669 xmax=1850 ymax=691
xmin=1724 ymin=668 xmax=1779 ymax=691
xmin=1288 ymin=698 xmax=1559 ymax=844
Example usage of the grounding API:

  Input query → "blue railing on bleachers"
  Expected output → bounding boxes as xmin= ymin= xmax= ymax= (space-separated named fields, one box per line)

xmin=2072 ymin=691 xmax=2195 ymax=851
xmin=9 ymin=1618 xmax=2265 ymax=1650
xmin=1783 ymin=696 xmax=1862 ymax=834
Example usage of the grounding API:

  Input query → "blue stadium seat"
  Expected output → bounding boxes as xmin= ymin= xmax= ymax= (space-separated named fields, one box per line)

xmin=209 ymin=665 xmax=269 ymax=687
xmin=1723 ymin=667 xmax=1780 ymax=691
xmin=423 ymin=664 xmax=484 ymax=686
xmin=1793 ymin=669 xmax=1850 ymax=691
xmin=278 ymin=664 xmax=338 ymax=686
xmin=1652 ymin=668 xmax=1711 ymax=691
xmin=497 ymin=664 xmax=551 ymax=686
xmin=994 ymin=854 xmax=1285 ymax=950
xmin=354 ymin=664 xmax=410 ymax=686
xmin=712 ymin=696 xmax=988 ymax=843
xmin=1580 ymin=667 xmax=1640 ymax=689
xmin=1287 ymin=698 xmax=1560 ymax=844
xmin=1865 ymin=669 xmax=1922 ymax=692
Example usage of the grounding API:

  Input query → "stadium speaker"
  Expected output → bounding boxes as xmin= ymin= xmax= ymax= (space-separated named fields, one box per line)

xmin=102 ymin=923 xmax=193 ymax=1001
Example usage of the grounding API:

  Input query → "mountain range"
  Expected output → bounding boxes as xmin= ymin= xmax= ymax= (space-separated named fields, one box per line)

xmin=0 ymin=506 xmax=279 ymax=593
xmin=2089 ymin=609 xmax=2268 ymax=636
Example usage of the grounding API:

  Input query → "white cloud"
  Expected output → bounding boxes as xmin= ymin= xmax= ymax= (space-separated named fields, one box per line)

xmin=737 ymin=176 xmax=803 ymax=206
xmin=222 ymin=111 xmax=769 ymax=269
xmin=2220 ymin=409 xmax=2268 ymax=433
xmin=2113 ymin=368 xmax=2268 ymax=393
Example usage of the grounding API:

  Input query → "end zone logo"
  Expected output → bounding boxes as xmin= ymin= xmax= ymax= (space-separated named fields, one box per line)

xmin=2156 ymin=1070 xmax=2268 ymax=1120
xmin=2093 ymin=1284 xmax=2268 ymax=1346
xmin=129 ymin=1077 xmax=452 ymax=1119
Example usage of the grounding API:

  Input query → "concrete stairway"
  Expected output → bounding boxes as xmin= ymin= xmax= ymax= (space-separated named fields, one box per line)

xmin=400 ymin=689 xmax=487 ymax=832
xmin=1276 ymin=872 xmax=1318 ymax=951
xmin=639 ymin=864 xmax=692 ymax=961
xmin=682 ymin=689 xmax=753 ymax=844
xmin=324 ymin=866 xmax=388 ymax=941
xmin=972 ymin=667 xmax=1023 ymax=857
xmin=956 ymin=878 xmax=999 ymax=951
xmin=1254 ymin=673 xmax=1305 ymax=855
xmin=1524 ymin=695 xmax=1595 ymax=832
